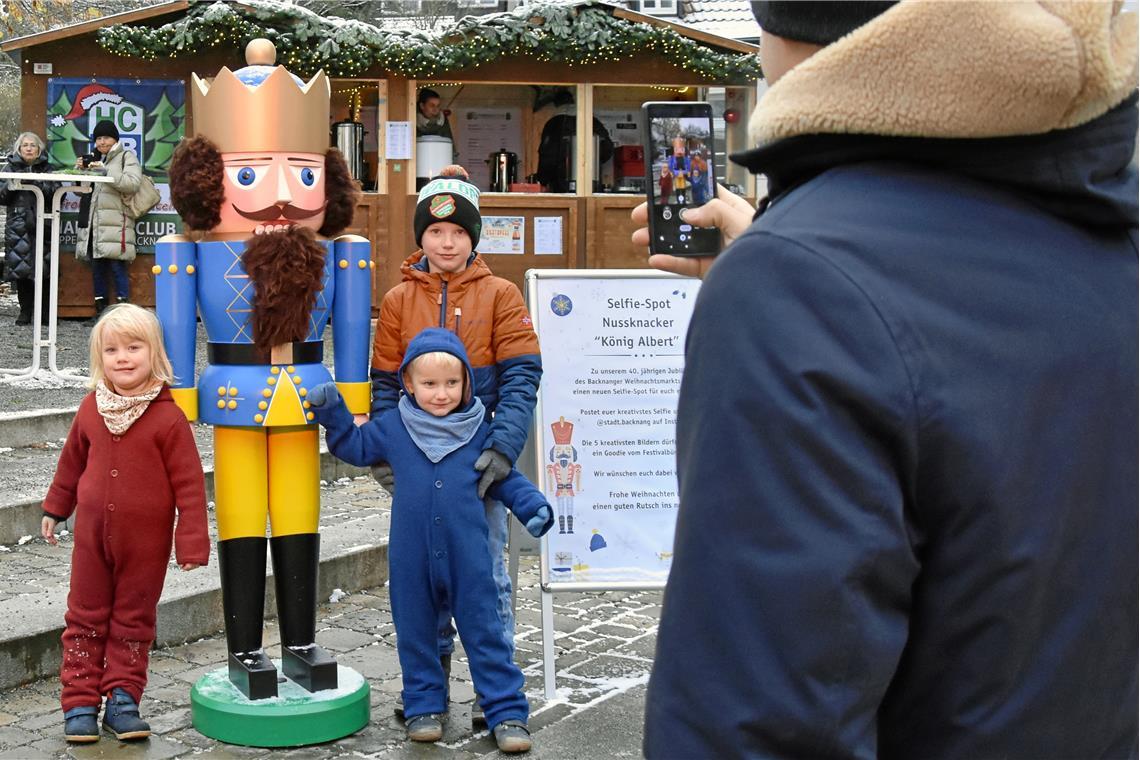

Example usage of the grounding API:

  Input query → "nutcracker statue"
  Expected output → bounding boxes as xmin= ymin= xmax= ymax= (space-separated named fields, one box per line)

xmin=156 ymin=39 xmax=371 ymax=743
xmin=546 ymin=417 xmax=582 ymax=534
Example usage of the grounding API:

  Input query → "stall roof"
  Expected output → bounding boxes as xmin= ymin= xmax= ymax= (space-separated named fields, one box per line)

xmin=2 ymin=0 xmax=756 ymax=57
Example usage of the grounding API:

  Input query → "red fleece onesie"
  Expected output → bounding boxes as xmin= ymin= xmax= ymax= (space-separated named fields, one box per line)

xmin=43 ymin=386 xmax=209 ymax=711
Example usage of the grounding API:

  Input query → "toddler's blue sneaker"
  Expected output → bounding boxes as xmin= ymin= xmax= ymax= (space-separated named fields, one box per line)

xmin=63 ymin=705 xmax=99 ymax=743
xmin=102 ymin=687 xmax=151 ymax=740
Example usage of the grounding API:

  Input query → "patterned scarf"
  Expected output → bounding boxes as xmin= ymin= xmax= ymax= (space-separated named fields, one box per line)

xmin=95 ymin=381 xmax=162 ymax=435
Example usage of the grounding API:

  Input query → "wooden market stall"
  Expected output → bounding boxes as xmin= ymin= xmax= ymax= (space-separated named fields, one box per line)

xmin=1 ymin=0 xmax=761 ymax=316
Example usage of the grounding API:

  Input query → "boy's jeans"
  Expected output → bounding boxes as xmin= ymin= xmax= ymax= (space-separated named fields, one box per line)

xmin=438 ymin=498 xmax=514 ymax=660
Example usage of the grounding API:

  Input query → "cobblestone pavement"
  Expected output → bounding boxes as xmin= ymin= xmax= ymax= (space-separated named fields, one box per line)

xmin=0 ymin=554 xmax=660 ymax=759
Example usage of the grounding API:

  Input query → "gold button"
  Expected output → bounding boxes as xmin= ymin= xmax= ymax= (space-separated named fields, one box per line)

xmin=358 ymin=259 xmax=367 ymax=269
xmin=338 ymin=259 xmax=348 ymax=269
xmin=227 ymin=400 xmax=237 ymax=410
xmin=261 ymin=388 xmax=272 ymax=398
xmin=299 ymin=388 xmax=308 ymax=397
xmin=151 ymin=265 xmax=161 ymax=275
xmin=292 ymin=375 xmax=301 ymax=385
xmin=303 ymin=400 xmax=311 ymax=409
xmin=286 ymin=366 xmax=295 ymax=374
xmin=217 ymin=386 xmax=226 ymax=396
xmin=369 ymin=261 xmax=375 ymax=269
xmin=186 ymin=265 xmax=196 ymax=274
xmin=168 ymin=264 xmax=178 ymax=274
xmin=258 ymin=401 xmax=267 ymax=410
xmin=228 ymin=387 xmax=238 ymax=396
xmin=271 ymin=366 xmax=281 ymax=375
xmin=306 ymin=412 xmax=315 ymax=421
xmin=217 ymin=400 xmax=226 ymax=409
xmin=254 ymin=414 xmax=264 ymax=423
xmin=267 ymin=377 xmax=276 ymax=385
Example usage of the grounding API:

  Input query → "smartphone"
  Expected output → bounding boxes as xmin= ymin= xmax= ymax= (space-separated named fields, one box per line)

xmin=80 ymin=152 xmax=96 ymax=168
xmin=642 ymin=101 xmax=719 ymax=257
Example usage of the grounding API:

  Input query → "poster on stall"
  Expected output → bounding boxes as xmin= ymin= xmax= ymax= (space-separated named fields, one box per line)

xmin=454 ymin=107 xmax=523 ymax=191
xmin=480 ymin=216 xmax=525 ymax=255
xmin=527 ymin=270 xmax=700 ymax=585
xmin=46 ymin=77 xmax=185 ymax=254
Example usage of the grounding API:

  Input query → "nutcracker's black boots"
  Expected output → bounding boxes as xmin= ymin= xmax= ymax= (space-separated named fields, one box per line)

xmin=271 ymin=533 xmax=338 ymax=692
xmin=217 ymin=537 xmax=278 ymax=699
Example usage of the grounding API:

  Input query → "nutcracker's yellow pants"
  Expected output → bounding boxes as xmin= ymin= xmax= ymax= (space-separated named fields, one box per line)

xmin=214 ymin=425 xmax=320 ymax=540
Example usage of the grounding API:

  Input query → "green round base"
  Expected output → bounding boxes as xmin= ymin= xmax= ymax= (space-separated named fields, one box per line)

xmin=190 ymin=664 xmax=370 ymax=747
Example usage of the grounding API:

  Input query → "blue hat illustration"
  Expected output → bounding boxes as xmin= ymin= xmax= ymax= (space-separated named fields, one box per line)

xmin=589 ymin=530 xmax=607 ymax=552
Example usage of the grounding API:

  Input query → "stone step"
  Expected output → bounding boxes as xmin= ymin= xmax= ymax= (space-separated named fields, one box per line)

xmin=0 ymin=440 xmax=368 ymax=546
xmin=0 ymin=472 xmax=392 ymax=692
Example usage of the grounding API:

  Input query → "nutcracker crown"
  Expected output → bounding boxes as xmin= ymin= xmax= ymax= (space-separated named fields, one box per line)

xmin=191 ymin=39 xmax=329 ymax=154
xmin=551 ymin=418 xmax=574 ymax=445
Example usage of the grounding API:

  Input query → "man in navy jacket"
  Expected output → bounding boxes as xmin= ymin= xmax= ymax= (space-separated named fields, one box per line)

xmin=642 ymin=2 xmax=1138 ymax=758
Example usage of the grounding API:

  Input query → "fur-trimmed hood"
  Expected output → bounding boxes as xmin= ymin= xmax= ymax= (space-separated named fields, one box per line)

xmin=750 ymin=1 xmax=1138 ymax=144
xmin=738 ymin=1 xmax=1138 ymax=228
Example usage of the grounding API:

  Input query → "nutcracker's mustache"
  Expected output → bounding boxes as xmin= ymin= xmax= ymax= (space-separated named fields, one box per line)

xmin=233 ymin=202 xmax=325 ymax=222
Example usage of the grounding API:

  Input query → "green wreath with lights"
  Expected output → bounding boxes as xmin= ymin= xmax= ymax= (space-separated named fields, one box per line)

xmin=97 ymin=0 xmax=762 ymax=82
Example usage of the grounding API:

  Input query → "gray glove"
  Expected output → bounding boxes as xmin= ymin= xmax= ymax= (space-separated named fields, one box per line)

xmin=526 ymin=505 xmax=554 ymax=538
xmin=474 ymin=448 xmax=511 ymax=499
xmin=307 ymin=382 xmax=339 ymax=410
xmin=371 ymin=461 xmax=394 ymax=496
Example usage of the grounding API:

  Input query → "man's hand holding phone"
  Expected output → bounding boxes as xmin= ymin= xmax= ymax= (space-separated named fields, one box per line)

xmin=632 ymin=184 xmax=756 ymax=279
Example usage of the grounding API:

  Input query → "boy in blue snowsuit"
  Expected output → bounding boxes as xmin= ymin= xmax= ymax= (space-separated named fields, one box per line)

xmin=308 ymin=327 xmax=553 ymax=753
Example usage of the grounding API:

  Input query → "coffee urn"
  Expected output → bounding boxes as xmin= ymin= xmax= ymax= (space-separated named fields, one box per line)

xmin=487 ymin=148 xmax=518 ymax=192
xmin=333 ymin=120 xmax=365 ymax=184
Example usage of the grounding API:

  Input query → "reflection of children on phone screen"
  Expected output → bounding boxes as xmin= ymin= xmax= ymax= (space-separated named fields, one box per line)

xmin=649 ymin=116 xmax=717 ymax=255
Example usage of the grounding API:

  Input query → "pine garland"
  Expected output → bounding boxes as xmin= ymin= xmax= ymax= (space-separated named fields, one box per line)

xmin=96 ymin=0 xmax=762 ymax=83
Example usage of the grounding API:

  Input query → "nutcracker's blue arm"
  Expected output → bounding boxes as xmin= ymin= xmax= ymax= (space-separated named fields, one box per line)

xmin=154 ymin=234 xmax=199 ymax=420
xmin=332 ymin=234 xmax=373 ymax=414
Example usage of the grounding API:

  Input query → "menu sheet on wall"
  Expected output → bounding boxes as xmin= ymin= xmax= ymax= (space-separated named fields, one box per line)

xmin=530 ymin=272 xmax=700 ymax=584
xmin=454 ymin=107 xmax=523 ymax=191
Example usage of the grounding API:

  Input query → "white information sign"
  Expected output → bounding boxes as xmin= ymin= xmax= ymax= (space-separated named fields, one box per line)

xmin=533 ymin=217 xmax=563 ymax=256
xmin=385 ymin=121 xmax=412 ymax=159
xmin=528 ymin=270 xmax=699 ymax=586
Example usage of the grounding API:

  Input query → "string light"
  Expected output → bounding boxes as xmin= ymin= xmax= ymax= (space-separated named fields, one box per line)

xmin=95 ymin=0 xmax=762 ymax=83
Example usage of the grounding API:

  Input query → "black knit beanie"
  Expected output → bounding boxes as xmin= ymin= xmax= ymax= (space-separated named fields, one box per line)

xmin=414 ymin=168 xmax=482 ymax=249
xmin=91 ymin=120 xmax=119 ymax=140
xmin=751 ymin=1 xmax=896 ymax=46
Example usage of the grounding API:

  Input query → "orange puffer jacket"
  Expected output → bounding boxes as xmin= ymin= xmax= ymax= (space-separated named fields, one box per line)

xmin=370 ymin=251 xmax=542 ymax=463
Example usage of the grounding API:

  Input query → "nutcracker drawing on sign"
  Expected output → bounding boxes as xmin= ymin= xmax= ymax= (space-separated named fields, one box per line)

xmin=546 ymin=416 xmax=582 ymax=534
xmin=156 ymin=40 xmax=371 ymax=701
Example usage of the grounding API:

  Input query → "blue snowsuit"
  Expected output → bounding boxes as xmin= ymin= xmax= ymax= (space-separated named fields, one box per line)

xmin=314 ymin=328 xmax=553 ymax=730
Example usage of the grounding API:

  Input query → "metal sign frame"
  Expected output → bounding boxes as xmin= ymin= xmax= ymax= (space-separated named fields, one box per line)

xmin=524 ymin=267 xmax=696 ymax=698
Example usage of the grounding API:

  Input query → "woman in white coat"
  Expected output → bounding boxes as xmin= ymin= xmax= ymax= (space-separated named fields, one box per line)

xmin=74 ymin=119 xmax=141 ymax=316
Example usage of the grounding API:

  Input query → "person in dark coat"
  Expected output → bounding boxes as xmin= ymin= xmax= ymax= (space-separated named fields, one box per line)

xmin=535 ymin=89 xmax=614 ymax=193
xmin=0 ymin=131 xmax=59 ymax=325
xmin=639 ymin=1 xmax=1138 ymax=758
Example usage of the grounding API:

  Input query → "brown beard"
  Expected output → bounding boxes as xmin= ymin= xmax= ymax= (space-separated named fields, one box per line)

xmin=242 ymin=226 xmax=326 ymax=356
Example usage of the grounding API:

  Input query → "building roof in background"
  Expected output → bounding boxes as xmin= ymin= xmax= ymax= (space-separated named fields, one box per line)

xmin=680 ymin=0 xmax=758 ymax=43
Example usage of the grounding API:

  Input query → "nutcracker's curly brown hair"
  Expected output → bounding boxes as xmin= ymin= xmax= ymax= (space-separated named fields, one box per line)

xmin=167 ymin=137 xmax=359 ymax=237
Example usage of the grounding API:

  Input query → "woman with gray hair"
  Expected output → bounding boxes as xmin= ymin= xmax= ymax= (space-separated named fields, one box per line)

xmin=0 ymin=131 xmax=58 ymax=325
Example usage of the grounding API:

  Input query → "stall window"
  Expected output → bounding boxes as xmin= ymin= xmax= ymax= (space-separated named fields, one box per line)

xmin=414 ymin=81 xmax=591 ymax=194
xmin=330 ymin=79 xmax=386 ymax=193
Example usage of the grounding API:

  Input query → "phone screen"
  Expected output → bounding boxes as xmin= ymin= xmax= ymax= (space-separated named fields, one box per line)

xmin=643 ymin=102 xmax=719 ymax=257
